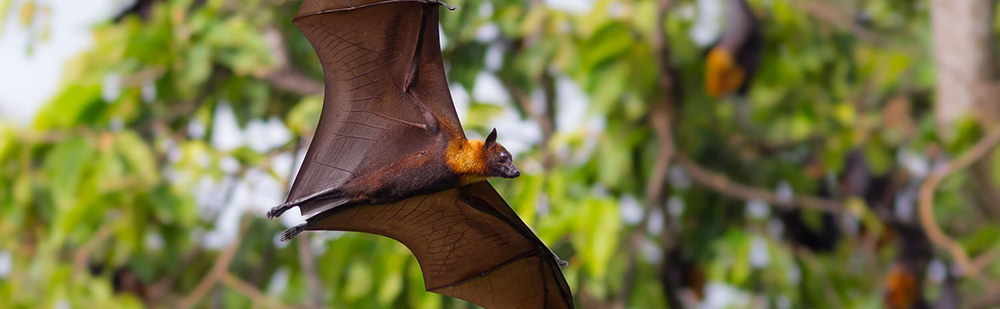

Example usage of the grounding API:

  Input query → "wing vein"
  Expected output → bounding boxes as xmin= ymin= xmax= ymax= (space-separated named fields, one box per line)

xmin=344 ymin=110 xmax=428 ymax=129
xmin=312 ymin=160 xmax=358 ymax=177
xmin=426 ymin=248 xmax=545 ymax=292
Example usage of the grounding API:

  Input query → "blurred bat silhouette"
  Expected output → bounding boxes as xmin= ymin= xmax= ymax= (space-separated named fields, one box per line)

xmin=705 ymin=0 xmax=761 ymax=98
xmin=266 ymin=0 xmax=574 ymax=307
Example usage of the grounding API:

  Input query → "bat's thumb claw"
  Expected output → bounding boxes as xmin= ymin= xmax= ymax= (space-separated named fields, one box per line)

xmin=432 ymin=0 xmax=458 ymax=10
xmin=549 ymin=249 xmax=569 ymax=268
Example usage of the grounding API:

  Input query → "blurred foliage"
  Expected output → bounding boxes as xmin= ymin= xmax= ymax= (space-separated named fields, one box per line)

xmin=3 ymin=0 xmax=1000 ymax=308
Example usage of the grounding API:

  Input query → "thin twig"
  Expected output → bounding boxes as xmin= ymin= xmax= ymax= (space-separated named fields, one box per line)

xmin=147 ymin=247 xmax=204 ymax=302
xmin=794 ymin=247 xmax=845 ymax=308
xmin=282 ymin=138 xmax=323 ymax=308
xmin=676 ymin=155 xmax=843 ymax=213
xmin=263 ymin=27 xmax=324 ymax=96
xmin=795 ymin=1 xmax=884 ymax=45
xmin=494 ymin=0 xmax=557 ymax=170
xmin=220 ymin=271 xmax=295 ymax=309
xmin=919 ymin=125 xmax=1000 ymax=277
xmin=178 ymin=215 xmax=250 ymax=308
xmin=971 ymin=248 xmax=1000 ymax=274
xmin=72 ymin=224 xmax=114 ymax=280
xmin=297 ymin=233 xmax=323 ymax=309
xmin=499 ymin=73 xmax=557 ymax=170
xmin=969 ymin=278 xmax=1000 ymax=308
xmin=266 ymin=69 xmax=324 ymax=96
xmin=618 ymin=105 xmax=675 ymax=307
xmin=647 ymin=1 xmax=686 ymax=308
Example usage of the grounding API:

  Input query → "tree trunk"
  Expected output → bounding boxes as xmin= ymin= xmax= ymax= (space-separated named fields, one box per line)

xmin=930 ymin=0 xmax=1000 ymax=218
xmin=930 ymin=0 xmax=999 ymax=135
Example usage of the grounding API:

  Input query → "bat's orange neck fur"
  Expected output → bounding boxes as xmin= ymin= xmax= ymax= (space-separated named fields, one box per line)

xmin=445 ymin=139 xmax=489 ymax=185
xmin=705 ymin=47 xmax=745 ymax=97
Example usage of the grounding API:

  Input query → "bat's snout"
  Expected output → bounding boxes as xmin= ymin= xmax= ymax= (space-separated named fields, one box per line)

xmin=500 ymin=164 xmax=520 ymax=178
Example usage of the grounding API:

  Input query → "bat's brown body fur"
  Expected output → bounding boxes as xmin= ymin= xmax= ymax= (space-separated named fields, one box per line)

xmin=340 ymin=131 xmax=516 ymax=204
xmin=268 ymin=129 xmax=517 ymax=223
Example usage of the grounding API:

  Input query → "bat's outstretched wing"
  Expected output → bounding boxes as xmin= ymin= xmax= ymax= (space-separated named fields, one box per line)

xmin=286 ymin=1 xmax=574 ymax=307
xmin=285 ymin=0 xmax=464 ymax=216
xmin=304 ymin=181 xmax=574 ymax=308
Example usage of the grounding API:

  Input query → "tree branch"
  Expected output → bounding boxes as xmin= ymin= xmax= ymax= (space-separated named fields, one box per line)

xmin=280 ymin=138 xmax=323 ymax=309
xmin=969 ymin=279 xmax=1000 ymax=308
xmin=147 ymin=247 xmax=204 ymax=302
xmin=266 ymin=69 xmax=324 ymax=96
xmin=676 ymin=155 xmax=843 ymax=214
xmin=646 ymin=1 xmax=686 ymax=308
xmin=795 ymin=1 xmax=884 ymax=45
xmin=72 ymin=224 xmax=113 ymax=280
xmin=178 ymin=215 xmax=250 ymax=308
xmin=619 ymin=104 xmax=675 ymax=307
xmin=220 ymin=271 xmax=294 ymax=309
xmin=498 ymin=59 xmax=557 ymax=170
xmin=919 ymin=124 xmax=1000 ymax=277
xmin=263 ymin=27 xmax=324 ymax=96
xmin=296 ymin=233 xmax=323 ymax=309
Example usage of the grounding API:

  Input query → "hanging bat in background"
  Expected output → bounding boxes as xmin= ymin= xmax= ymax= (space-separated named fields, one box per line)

xmin=705 ymin=0 xmax=761 ymax=98
xmin=266 ymin=0 xmax=574 ymax=307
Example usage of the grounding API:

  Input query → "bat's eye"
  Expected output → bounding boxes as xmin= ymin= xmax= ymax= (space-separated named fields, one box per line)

xmin=499 ymin=152 xmax=509 ymax=161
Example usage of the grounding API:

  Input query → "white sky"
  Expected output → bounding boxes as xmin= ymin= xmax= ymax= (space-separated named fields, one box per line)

xmin=0 ymin=0 xmax=118 ymax=126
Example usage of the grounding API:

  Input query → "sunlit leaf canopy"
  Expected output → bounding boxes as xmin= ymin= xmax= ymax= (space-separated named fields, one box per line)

xmin=2 ymin=0 xmax=999 ymax=308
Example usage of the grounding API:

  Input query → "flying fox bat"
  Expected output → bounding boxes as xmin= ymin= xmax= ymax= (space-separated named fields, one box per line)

xmin=266 ymin=0 xmax=574 ymax=307
xmin=705 ymin=0 xmax=761 ymax=97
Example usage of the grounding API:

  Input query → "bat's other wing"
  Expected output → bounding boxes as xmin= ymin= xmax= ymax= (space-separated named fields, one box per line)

xmin=286 ymin=0 xmax=465 ymax=216
xmin=304 ymin=181 xmax=574 ymax=308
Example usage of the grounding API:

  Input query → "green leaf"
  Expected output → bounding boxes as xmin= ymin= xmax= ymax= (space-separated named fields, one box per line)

xmin=573 ymin=197 xmax=620 ymax=285
xmin=960 ymin=224 xmax=1000 ymax=255
xmin=344 ymin=259 xmax=373 ymax=301
xmin=33 ymin=84 xmax=103 ymax=129
xmin=587 ymin=63 xmax=628 ymax=116
xmin=727 ymin=231 xmax=752 ymax=285
xmin=580 ymin=22 xmax=633 ymax=72
xmin=0 ymin=124 xmax=14 ymax=160
xmin=286 ymin=95 xmax=322 ymax=136
xmin=375 ymin=246 xmax=408 ymax=305
xmin=114 ymin=131 xmax=160 ymax=187
xmin=180 ymin=44 xmax=213 ymax=90
xmin=464 ymin=103 xmax=504 ymax=129
xmin=863 ymin=139 xmax=892 ymax=175
xmin=596 ymin=132 xmax=630 ymax=188
xmin=0 ymin=0 xmax=13 ymax=33
xmin=44 ymin=137 xmax=97 ymax=211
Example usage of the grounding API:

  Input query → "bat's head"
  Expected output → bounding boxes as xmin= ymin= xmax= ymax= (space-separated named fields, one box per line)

xmin=482 ymin=128 xmax=520 ymax=179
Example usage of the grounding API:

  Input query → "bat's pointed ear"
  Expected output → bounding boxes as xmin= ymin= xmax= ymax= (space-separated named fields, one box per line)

xmin=484 ymin=128 xmax=498 ymax=148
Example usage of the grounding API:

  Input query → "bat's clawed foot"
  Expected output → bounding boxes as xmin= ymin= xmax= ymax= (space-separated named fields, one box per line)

xmin=267 ymin=203 xmax=294 ymax=219
xmin=279 ymin=223 xmax=307 ymax=242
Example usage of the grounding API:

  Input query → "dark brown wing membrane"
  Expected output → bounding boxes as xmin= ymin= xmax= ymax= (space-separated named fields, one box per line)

xmin=286 ymin=0 xmax=464 ymax=216
xmin=304 ymin=181 xmax=574 ymax=308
